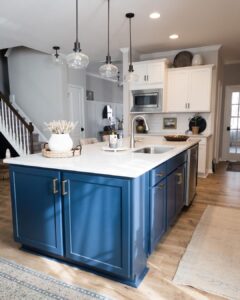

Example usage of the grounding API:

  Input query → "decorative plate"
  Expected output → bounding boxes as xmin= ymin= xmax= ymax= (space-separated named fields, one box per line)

xmin=164 ymin=135 xmax=189 ymax=142
xmin=173 ymin=51 xmax=193 ymax=68
xmin=102 ymin=146 xmax=129 ymax=152
xmin=189 ymin=116 xmax=207 ymax=133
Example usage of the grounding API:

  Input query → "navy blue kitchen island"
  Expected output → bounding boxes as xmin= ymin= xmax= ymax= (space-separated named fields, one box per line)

xmin=6 ymin=140 xmax=196 ymax=287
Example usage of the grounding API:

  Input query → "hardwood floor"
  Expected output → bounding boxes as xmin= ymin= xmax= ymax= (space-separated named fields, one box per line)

xmin=0 ymin=162 xmax=239 ymax=300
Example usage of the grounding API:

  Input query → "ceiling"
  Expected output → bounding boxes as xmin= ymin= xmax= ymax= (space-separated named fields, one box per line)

xmin=0 ymin=0 xmax=240 ymax=64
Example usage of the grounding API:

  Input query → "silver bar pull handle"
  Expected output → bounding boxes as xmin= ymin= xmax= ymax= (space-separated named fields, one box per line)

xmin=175 ymin=172 xmax=183 ymax=185
xmin=53 ymin=178 xmax=58 ymax=194
xmin=62 ymin=180 xmax=68 ymax=196
xmin=156 ymin=172 xmax=165 ymax=177
xmin=156 ymin=183 xmax=165 ymax=190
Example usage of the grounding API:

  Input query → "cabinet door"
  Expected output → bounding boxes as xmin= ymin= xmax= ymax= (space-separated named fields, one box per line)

xmin=149 ymin=179 xmax=166 ymax=253
xmin=62 ymin=172 xmax=130 ymax=278
xmin=175 ymin=164 xmax=186 ymax=214
xmin=9 ymin=166 xmax=63 ymax=256
xmin=132 ymin=62 xmax=147 ymax=84
xmin=167 ymin=70 xmax=189 ymax=112
xmin=188 ymin=68 xmax=212 ymax=112
xmin=198 ymin=144 xmax=207 ymax=174
xmin=147 ymin=62 xmax=164 ymax=84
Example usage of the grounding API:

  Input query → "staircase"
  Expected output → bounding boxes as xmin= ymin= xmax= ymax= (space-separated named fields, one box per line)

xmin=0 ymin=92 xmax=43 ymax=156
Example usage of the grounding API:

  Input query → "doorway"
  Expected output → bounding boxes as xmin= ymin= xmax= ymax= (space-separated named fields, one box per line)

xmin=222 ymin=85 xmax=240 ymax=161
xmin=68 ymin=85 xmax=85 ymax=146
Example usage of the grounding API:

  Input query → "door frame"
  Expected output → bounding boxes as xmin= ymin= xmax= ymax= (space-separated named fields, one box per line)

xmin=222 ymin=85 xmax=240 ymax=161
xmin=67 ymin=84 xmax=85 ymax=141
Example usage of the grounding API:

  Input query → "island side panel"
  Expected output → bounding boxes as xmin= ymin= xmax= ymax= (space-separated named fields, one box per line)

xmin=130 ymin=173 xmax=149 ymax=283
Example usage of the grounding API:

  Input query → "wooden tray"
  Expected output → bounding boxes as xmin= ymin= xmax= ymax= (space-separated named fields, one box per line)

xmin=42 ymin=144 xmax=82 ymax=158
xmin=164 ymin=135 xmax=189 ymax=142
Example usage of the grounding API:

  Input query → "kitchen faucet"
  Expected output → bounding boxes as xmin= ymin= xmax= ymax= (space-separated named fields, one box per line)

xmin=130 ymin=115 xmax=149 ymax=148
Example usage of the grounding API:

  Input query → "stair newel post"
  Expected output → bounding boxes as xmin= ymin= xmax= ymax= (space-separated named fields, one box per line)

xmin=29 ymin=122 xmax=34 ymax=154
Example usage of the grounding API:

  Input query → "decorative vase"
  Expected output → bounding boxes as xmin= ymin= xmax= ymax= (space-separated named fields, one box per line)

xmin=48 ymin=133 xmax=73 ymax=152
xmin=191 ymin=126 xmax=199 ymax=135
xmin=136 ymin=120 xmax=145 ymax=133
xmin=192 ymin=54 xmax=203 ymax=66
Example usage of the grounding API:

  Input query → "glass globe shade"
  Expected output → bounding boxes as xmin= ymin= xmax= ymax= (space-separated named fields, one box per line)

xmin=52 ymin=54 xmax=64 ymax=65
xmin=124 ymin=71 xmax=139 ymax=83
xmin=66 ymin=51 xmax=89 ymax=69
xmin=99 ymin=63 xmax=118 ymax=78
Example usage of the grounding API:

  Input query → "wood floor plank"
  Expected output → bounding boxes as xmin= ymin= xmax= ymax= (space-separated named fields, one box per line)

xmin=0 ymin=162 xmax=239 ymax=299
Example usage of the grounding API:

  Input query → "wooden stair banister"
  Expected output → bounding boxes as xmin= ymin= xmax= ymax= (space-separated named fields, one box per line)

xmin=0 ymin=92 xmax=34 ymax=155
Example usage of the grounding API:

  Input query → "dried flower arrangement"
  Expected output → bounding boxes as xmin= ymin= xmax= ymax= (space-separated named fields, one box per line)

xmin=44 ymin=120 xmax=77 ymax=134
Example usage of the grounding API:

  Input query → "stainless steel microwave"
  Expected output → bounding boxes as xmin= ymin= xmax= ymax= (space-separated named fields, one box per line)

xmin=131 ymin=89 xmax=163 ymax=112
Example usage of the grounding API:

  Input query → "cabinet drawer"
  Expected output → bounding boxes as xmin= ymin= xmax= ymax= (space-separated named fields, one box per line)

xmin=150 ymin=163 xmax=167 ymax=186
xmin=167 ymin=152 xmax=187 ymax=174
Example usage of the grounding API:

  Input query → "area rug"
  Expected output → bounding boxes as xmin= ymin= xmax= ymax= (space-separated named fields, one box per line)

xmin=0 ymin=257 xmax=110 ymax=300
xmin=227 ymin=161 xmax=240 ymax=172
xmin=173 ymin=205 xmax=240 ymax=300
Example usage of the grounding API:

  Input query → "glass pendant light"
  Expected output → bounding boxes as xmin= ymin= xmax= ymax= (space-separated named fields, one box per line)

xmin=125 ymin=13 xmax=138 ymax=82
xmin=52 ymin=46 xmax=64 ymax=64
xmin=66 ymin=0 xmax=89 ymax=69
xmin=99 ymin=0 xmax=118 ymax=78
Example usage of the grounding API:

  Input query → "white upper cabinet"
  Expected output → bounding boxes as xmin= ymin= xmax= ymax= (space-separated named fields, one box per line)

xmin=129 ymin=60 xmax=166 ymax=90
xmin=166 ymin=65 xmax=213 ymax=112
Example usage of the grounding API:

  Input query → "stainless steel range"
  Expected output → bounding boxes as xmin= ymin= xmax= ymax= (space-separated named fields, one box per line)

xmin=185 ymin=144 xmax=198 ymax=206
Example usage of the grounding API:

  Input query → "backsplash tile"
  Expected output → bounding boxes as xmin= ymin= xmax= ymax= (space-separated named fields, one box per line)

xmin=144 ymin=113 xmax=211 ymax=135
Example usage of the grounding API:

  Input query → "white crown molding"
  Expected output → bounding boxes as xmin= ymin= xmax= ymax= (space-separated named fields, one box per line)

xmin=4 ymin=48 xmax=12 ymax=57
xmin=140 ymin=45 xmax=222 ymax=60
xmin=86 ymin=72 xmax=118 ymax=83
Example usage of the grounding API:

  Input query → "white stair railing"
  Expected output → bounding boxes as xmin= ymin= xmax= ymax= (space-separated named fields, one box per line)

xmin=0 ymin=92 xmax=34 ymax=156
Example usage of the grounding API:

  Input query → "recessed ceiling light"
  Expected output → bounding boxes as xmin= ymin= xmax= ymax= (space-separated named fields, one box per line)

xmin=149 ymin=12 xmax=160 ymax=19
xmin=169 ymin=34 xmax=179 ymax=40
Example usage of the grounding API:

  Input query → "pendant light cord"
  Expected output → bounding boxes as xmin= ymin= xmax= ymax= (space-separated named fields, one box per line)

xmin=76 ymin=0 xmax=78 ymax=44
xmin=74 ymin=0 xmax=81 ymax=52
xmin=129 ymin=17 xmax=132 ymax=67
xmin=106 ymin=0 xmax=111 ymax=63
xmin=126 ymin=13 xmax=134 ymax=72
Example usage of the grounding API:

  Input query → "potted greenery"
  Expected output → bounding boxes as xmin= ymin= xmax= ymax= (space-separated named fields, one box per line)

xmin=191 ymin=115 xmax=200 ymax=134
xmin=45 ymin=120 xmax=77 ymax=152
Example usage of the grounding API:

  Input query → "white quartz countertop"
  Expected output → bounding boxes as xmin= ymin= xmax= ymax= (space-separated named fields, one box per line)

xmin=4 ymin=137 xmax=199 ymax=178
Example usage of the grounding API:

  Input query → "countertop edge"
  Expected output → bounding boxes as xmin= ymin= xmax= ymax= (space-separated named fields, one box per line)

xmin=4 ymin=140 xmax=200 ymax=178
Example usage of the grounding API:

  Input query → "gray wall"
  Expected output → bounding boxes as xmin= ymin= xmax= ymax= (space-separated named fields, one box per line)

xmin=7 ymin=47 xmax=120 ymax=140
xmin=86 ymin=74 xmax=122 ymax=103
xmin=0 ymin=50 xmax=10 ymax=95
xmin=7 ymin=47 xmax=71 ymax=136
xmin=223 ymin=64 xmax=240 ymax=86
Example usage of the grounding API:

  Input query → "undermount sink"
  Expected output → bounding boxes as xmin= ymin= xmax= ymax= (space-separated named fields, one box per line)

xmin=133 ymin=146 xmax=174 ymax=154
